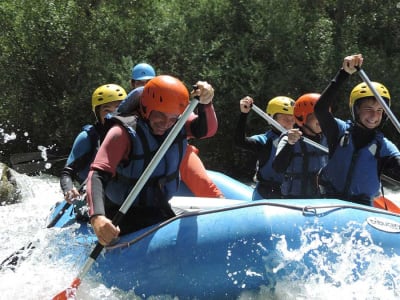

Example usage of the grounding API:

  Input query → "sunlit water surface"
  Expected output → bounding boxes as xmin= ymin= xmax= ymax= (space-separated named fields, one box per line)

xmin=1 ymin=171 xmax=400 ymax=300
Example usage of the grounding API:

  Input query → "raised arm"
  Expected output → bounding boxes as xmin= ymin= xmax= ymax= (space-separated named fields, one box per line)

xmin=234 ymin=96 xmax=264 ymax=152
xmin=186 ymin=81 xmax=218 ymax=139
xmin=315 ymin=54 xmax=363 ymax=154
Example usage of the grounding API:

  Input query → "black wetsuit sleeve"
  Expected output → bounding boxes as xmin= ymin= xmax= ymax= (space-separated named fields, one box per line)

xmin=234 ymin=113 xmax=264 ymax=153
xmin=89 ymin=169 xmax=112 ymax=217
xmin=189 ymin=103 xmax=208 ymax=138
xmin=272 ymin=136 xmax=294 ymax=173
xmin=315 ymin=68 xmax=350 ymax=155
xmin=59 ymin=155 xmax=91 ymax=194
xmin=380 ymin=156 xmax=400 ymax=182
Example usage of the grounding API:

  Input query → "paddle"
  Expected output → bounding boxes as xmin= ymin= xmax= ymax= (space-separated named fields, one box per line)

xmin=373 ymin=195 xmax=400 ymax=214
xmin=0 ymin=180 xmax=87 ymax=271
xmin=52 ymin=96 xmax=199 ymax=300
xmin=10 ymin=152 xmax=68 ymax=165
xmin=356 ymin=68 xmax=400 ymax=211
xmin=357 ymin=67 xmax=400 ymax=134
xmin=380 ymin=174 xmax=400 ymax=191
xmin=251 ymin=104 xmax=328 ymax=153
xmin=10 ymin=152 xmax=68 ymax=174
xmin=251 ymin=103 xmax=400 ymax=213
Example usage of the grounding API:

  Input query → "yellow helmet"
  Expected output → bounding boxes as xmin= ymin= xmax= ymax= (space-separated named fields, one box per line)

xmin=91 ymin=84 xmax=127 ymax=112
xmin=349 ymin=82 xmax=390 ymax=119
xmin=266 ymin=96 xmax=295 ymax=117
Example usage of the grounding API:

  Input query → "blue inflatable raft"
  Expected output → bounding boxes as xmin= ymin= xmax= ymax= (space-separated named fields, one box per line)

xmin=48 ymin=171 xmax=400 ymax=299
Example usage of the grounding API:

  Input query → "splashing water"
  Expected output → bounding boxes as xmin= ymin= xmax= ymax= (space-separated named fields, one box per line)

xmin=225 ymin=215 xmax=400 ymax=299
xmin=0 ymin=172 xmax=139 ymax=300
xmin=1 ymin=169 xmax=400 ymax=299
xmin=0 ymin=128 xmax=17 ymax=145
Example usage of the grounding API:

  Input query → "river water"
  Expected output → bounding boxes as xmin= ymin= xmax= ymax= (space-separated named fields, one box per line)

xmin=0 ymin=169 xmax=400 ymax=299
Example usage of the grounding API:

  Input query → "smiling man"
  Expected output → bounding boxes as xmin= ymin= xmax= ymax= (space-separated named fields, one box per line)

xmin=314 ymin=54 xmax=400 ymax=206
xmin=86 ymin=75 xmax=216 ymax=245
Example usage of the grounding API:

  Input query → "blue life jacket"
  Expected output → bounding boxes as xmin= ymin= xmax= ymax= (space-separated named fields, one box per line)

xmin=253 ymin=130 xmax=282 ymax=182
xmin=281 ymin=135 xmax=328 ymax=198
xmin=67 ymin=124 xmax=101 ymax=183
xmin=251 ymin=130 xmax=283 ymax=199
xmin=318 ymin=119 xmax=398 ymax=205
xmin=105 ymin=115 xmax=187 ymax=208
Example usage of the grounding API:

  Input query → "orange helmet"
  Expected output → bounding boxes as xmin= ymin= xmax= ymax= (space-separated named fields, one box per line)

xmin=140 ymin=75 xmax=189 ymax=119
xmin=293 ymin=93 xmax=320 ymax=126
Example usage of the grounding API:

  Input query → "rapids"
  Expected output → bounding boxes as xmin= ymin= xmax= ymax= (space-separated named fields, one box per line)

xmin=0 ymin=169 xmax=400 ymax=299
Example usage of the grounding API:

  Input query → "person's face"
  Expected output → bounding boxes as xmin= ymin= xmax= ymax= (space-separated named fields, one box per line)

xmin=304 ymin=112 xmax=321 ymax=135
xmin=148 ymin=110 xmax=179 ymax=135
xmin=98 ymin=101 xmax=121 ymax=124
xmin=356 ymin=98 xmax=384 ymax=129
xmin=275 ymin=113 xmax=295 ymax=130
xmin=131 ymin=79 xmax=150 ymax=89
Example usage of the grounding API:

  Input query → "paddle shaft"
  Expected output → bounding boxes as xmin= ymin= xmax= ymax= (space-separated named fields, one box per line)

xmin=356 ymin=68 xmax=400 ymax=209
xmin=251 ymin=104 xmax=328 ymax=153
xmin=10 ymin=152 xmax=68 ymax=165
xmin=46 ymin=179 xmax=88 ymax=228
xmin=66 ymin=98 xmax=200 ymax=291
xmin=357 ymin=68 xmax=400 ymax=133
xmin=12 ymin=157 xmax=68 ymax=175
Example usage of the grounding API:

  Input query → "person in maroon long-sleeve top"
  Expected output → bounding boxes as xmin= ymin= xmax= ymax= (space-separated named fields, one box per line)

xmin=119 ymin=63 xmax=222 ymax=198
xmin=87 ymin=75 xmax=216 ymax=245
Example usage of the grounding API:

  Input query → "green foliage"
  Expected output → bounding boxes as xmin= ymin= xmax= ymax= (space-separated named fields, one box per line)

xmin=1 ymin=0 xmax=400 ymax=180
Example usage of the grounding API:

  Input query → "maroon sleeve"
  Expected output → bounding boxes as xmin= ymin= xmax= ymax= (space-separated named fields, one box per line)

xmin=201 ymin=102 xmax=218 ymax=138
xmin=86 ymin=125 xmax=131 ymax=217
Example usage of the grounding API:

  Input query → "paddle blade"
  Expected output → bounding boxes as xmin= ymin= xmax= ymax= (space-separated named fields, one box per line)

xmin=52 ymin=278 xmax=81 ymax=300
xmin=373 ymin=196 xmax=400 ymax=214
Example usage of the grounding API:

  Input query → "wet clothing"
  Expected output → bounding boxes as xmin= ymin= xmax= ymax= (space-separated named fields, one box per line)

xmin=87 ymin=107 xmax=214 ymax=234
xmin=117 ymin=86 xmax=143 ymax=114
xmin=60 ymin=123 xmax=105 ymax=192
xmin=118 ymin=87 xmax=222 ymax=198
xmin=60 ymin=123 xmax=107 ymax=221
xmin=104 ymin=115 xmax=186 ymax=207
xmin=272 ymin=128 xmax=328 ymax=198
xmin=234 ymin=112 xmax=283 ymax=199
xmin=314 ymin=68 xmax=400 ymax=205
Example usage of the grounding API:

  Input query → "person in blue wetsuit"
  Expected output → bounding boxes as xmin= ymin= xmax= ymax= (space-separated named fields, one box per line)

xmin=234 ymin=95 xmax=295 ymax=199
xmin=131 ymin=62 xmax=156 ymax=88
xmin=315 ymin=54 xmax=400 ymax=206
xmin=60 ymin=84 xmax=127 ymax=217
xmin=118 ymin=63 xmax=156 ymax=113
xmin=272 ymin=93 xmax=328 ymax=198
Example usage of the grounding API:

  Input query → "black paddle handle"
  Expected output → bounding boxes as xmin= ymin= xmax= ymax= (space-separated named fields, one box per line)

xmin=90 ymin=243 xmax=104 ymax=260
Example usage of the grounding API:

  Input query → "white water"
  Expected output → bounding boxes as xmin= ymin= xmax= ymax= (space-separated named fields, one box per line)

xmin=1 ymin=170 xmax=400 ymax=299
xmin=0 ymin=172 xmax=137 ymax=300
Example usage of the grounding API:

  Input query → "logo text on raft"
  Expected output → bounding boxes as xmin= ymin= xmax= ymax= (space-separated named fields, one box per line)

xmin=367 ymin=217 xmax=400 ymax=233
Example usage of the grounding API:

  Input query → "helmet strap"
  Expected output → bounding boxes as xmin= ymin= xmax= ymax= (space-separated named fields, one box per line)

xmin=93 ymin=108 xmax=101 ymax=124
